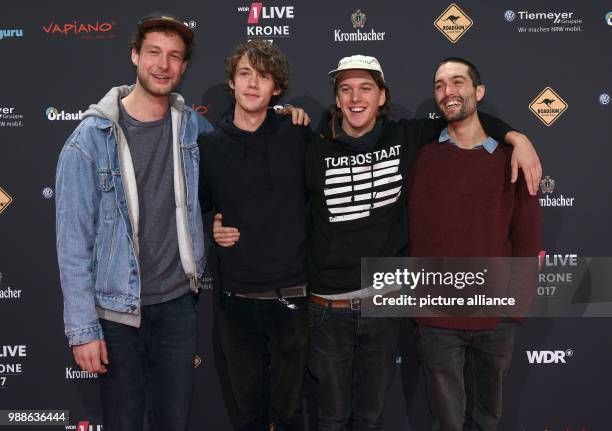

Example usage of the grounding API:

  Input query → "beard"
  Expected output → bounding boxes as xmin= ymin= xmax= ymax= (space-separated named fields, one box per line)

xmin=438 ymin=95 xmax=477 ymax=122
xmin=136 ymin=69 xmax=177 ymax=97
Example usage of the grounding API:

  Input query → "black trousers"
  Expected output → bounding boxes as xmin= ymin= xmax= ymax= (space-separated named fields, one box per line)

xmin=218 ymin=292 xmax=309 ymax=431
xmin=99 ymin=293 xmax=198 ymax=431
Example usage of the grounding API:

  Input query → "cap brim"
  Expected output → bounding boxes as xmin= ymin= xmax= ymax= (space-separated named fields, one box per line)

xmin=139 ymin=18 xmax=193 ymax=42
xmin=328 ymin=67 xmax=383 ymax=80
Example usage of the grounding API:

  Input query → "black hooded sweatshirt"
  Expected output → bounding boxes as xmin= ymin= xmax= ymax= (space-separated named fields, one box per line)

xmin=305 ymin=112 xmax=512 ymax=294
xmin=198 ymin=111 xmax=310 ymax=293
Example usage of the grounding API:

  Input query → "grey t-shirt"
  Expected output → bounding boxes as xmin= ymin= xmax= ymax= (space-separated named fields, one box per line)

xmin=118 ymin=101 xmax=190 ymax=305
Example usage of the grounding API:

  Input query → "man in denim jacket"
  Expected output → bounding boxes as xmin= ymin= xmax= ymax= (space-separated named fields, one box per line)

xmin=55 ymin=13 xmax=212 ymax=430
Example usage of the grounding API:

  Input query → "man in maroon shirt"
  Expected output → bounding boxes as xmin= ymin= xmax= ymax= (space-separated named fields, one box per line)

xmin=408 ymin=58 xmax=541 ymax=431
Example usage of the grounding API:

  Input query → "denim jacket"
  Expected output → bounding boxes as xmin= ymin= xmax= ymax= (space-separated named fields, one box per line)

xmin=55 ymin=85 xmax=213 ymax=346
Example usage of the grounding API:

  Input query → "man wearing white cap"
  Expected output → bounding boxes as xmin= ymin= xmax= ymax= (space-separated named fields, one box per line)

xmin=304 ymin=55 xmax=541 ymax=430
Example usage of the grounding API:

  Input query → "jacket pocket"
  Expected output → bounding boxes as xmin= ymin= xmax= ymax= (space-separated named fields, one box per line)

xmin=98 ymin=170 xmax=119 ymax=220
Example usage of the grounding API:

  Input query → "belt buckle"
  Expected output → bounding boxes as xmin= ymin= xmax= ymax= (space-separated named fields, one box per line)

xmin=350 ymin=298 xmax=360 ymax=310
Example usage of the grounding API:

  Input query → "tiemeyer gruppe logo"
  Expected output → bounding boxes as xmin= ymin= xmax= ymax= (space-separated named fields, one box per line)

xmin=333 ymin=9 xmax=386 ymax=42
xmin=434 ymin=4 xmax=473 ymax=43
xmin=529 ymin=87 xmax=568 ymax=126
xmin=539 ymin=175 xmax=575 ymax=207
xmin=504 ymin=9 xmax=583 ymax=33
xmin=0 ymin=29 xmax=24 ymax=40
xmin=42 ymin=19 xmax=117 ymax=39
xmin=237 ymin=3 xmax=295 ymax=40
xmin=0 ymin=345 xmax=27 ymax=389
xmin=46 ymin=107 xmax=85 ymax=121
xmin=0 ymin=106 xmax=24 ymax=127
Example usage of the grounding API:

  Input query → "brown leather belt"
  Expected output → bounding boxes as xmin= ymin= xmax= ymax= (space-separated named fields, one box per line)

xmin=308 ymin=294 xmax=361 ymax=310
xmin=233 ymin=285 xmax=307 ymax=300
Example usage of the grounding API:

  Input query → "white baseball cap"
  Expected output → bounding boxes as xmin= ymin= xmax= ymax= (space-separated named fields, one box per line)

xmin=328 ymin=55 xmax=385 ymax=82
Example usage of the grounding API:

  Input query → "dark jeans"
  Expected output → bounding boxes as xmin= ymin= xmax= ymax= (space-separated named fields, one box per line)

xmin=99 ymin=293 xmax=198 ymax=431
xmin=416 ymin=320 xmax=517 ymax=431
xmin=308 ymin=303 xmax=400 ymax=431
xmin=218 ymin=293 xmax=309 ymax=431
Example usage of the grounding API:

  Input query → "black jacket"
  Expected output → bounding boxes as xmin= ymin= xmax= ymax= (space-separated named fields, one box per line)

xmin=199 ymin=111 xmax=310 ymax=293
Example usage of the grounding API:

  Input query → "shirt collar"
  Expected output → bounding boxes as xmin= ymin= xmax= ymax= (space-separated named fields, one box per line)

xmin=439 ymin=127 xmax=498 ymax=154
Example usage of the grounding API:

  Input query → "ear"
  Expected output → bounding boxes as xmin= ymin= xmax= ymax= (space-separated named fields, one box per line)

xmin=131 ymin=47 xmax=139 ymax=67
xmin=228 ymin=79 xmax=235 ymax=90
xmin=476 ymin=84 xmax=485 ymax=102
xmin=180 ymin=61 xmax=188 ymax=76
xmin=272 ymin=86 xmax=281 ymax=96
xmin=378 ymin=88 xmax=387 ymax=107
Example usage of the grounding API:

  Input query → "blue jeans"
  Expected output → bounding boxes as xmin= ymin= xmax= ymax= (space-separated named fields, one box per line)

xmin=218 ymin=293 xmax=309 ymax=431
xmin=416 ymin=320 xmax=517 ymax=431
xmin=99 ymin=293 xmax=199 ymax=431
xmin=308 ymin=303 xmax=400 ymax=431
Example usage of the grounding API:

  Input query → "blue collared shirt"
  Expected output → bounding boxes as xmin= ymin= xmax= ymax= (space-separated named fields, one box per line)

xmin=439 ymin=127 xmax=498 ymax=154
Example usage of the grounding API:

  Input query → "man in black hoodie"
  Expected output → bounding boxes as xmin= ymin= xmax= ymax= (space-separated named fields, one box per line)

xmin=198 ymin=40 xmax=310 ymax=431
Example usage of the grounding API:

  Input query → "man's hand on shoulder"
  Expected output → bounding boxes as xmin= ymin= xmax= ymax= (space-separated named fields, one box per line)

xmin=73 ymin=339 xmax=108 ymax=374
xmin=213 ymin=213 xmax=240 ymax=247
xmin=274 ymin=105 xmax=311 ymax=126
xmin=505 ymin=131 xmax=542 ymax=195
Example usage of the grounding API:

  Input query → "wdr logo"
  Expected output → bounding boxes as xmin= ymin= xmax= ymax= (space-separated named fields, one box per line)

xmin=526 ymin=349 xmax=573 ymax=364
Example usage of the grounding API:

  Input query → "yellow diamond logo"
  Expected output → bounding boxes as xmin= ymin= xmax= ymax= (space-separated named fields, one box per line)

xmin=194 ymin=354 xmax=202 ymax=368
xmin=434 ymin=4 xmax=473 ymax=43
xmin=529 ymin=87 xmax=568 ymax=126
xmin=0 ymin=187 xmax=12 ymax=215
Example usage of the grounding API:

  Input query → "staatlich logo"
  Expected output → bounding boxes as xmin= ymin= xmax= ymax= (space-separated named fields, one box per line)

xmin=529 ymin=87 xmax=568 ymax=126
xmin=333 ymin=9 xmax=386 ymax=42
xmin=0 ymin=187 xmax=12 ymax=215
xmin=42 ymin=20 xmax=117 ymax=39
xmin=434 ymin=4 xmax=473 ymax=43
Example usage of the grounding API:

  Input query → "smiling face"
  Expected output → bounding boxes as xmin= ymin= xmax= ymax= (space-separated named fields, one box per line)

xmin=335 ymin=69 xmax=386 ymax=138
xmin=229 ymin=54 xmax=280 ymax=116
xmin=131 ymin=30 xmax=188 ymax=97
xmin=434 ymin=61 xmax=484 ymax=123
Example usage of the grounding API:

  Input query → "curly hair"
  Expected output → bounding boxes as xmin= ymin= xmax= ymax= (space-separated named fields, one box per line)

xmin=225 ymin=40 xmax=289 ymax=100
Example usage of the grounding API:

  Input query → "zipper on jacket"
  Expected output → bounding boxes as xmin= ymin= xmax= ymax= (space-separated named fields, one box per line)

xmin=112 ymin=124 xmax=142 ymax=310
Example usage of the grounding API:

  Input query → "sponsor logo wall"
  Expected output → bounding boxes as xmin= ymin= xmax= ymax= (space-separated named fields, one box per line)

xmin=0 ymin=2 xmax=610 ymax=430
